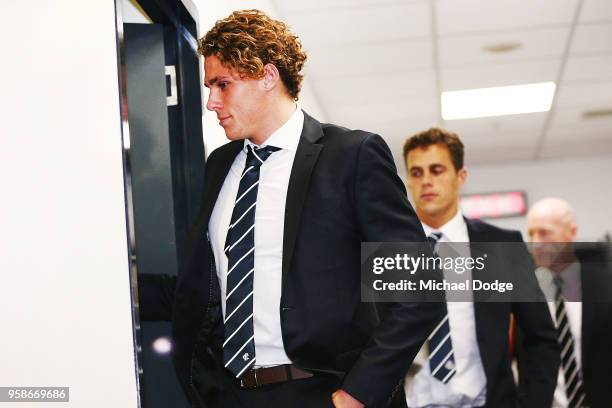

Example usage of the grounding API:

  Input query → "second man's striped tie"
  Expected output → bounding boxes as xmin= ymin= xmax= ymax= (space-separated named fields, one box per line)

xmin=427 ymin=232 xmax=457 ymax=384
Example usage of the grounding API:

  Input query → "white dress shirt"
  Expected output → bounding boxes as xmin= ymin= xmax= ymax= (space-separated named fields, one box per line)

xmin=404 ymin=210 xmax=487 ymax=407
xmin=535 ymin=262 xmax=582 ymax=408
xmin=208 ymin=107 xmax=304 ymax=367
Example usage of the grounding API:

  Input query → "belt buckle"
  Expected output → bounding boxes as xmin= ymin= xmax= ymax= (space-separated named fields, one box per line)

xmin=239 ymin=368 xmax=258 ymax=389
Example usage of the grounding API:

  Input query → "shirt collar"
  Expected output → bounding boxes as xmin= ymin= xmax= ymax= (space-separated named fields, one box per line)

xmin=536 ymin=261 xmax=581 ymax=300
xmin=538 ymin=261 xmax=580 ymax=283
xmin=421 ymin=209 xmax=466 ymax=242
xmin=559 ymin=261 xmax=581 ymax=286
xmin=244 ymin=105 xmax=304 ymax=152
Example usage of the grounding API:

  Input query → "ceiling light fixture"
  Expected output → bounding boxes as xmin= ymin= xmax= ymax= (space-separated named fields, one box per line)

xmin=582 ymin=108 xmax=612 ymax=119
xmin=483 ymin=42 xmax=522 ymax=54
xmin=441 ymin=82 xmax=556 ymax=120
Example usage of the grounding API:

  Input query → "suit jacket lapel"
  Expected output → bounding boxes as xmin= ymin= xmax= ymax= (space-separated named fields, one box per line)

xmin=282 ymin=112 xmax=323 ymax=290
xmin=580 ymin=262 xmax=596 ymax=371
xmin=465 ymin=218 xmax=490 ymax=366
xmin=465 ymin=217 xmax=482 ymax=242
xmin=466 ymin=218 xmax=486 ymax=304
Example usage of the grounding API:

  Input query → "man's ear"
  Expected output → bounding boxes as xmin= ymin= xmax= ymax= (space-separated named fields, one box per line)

xmin=568 ymin=223 xmax=578 ymax=241
xmin=457 ymin=167 xmax=468 ymax=188
xmin=261 ymin=63 xmax=281 ymax=91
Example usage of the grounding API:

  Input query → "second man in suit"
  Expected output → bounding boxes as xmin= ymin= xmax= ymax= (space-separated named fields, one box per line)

xmin=395 ymin=128 xmax=559 ymax=408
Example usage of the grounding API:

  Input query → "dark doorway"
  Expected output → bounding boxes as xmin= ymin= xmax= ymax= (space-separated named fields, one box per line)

xmin=119 ymin=0 xmax=205 ymax=406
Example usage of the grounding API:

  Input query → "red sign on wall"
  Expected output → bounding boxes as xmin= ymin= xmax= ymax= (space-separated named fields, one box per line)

xmin=460 ymin=191 xmax=527 ymax=219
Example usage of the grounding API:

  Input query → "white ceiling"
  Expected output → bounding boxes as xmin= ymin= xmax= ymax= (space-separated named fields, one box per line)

xmin=272 ymin=0 xmax=612 ymax=166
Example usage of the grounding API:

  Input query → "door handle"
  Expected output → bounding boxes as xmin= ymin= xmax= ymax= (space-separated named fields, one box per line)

xmin=165 ymin=65 xmax=178 ymax=106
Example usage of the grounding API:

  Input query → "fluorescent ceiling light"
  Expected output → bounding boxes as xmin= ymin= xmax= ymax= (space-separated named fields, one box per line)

xmin=441 ymin=82 xmax=556 ymax=120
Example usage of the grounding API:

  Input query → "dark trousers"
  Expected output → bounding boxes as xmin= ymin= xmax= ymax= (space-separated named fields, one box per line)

xmin=208 ymin=370 xmax=340 ymax=408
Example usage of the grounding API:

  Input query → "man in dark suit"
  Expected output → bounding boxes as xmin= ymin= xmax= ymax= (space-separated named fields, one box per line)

xmin=146 ymin=10 xmax=444 ymax=408
xmin=394 ymin=128 xmax=559 ymax=408
xmin=527 ymin=198 xmax=612 ymax=408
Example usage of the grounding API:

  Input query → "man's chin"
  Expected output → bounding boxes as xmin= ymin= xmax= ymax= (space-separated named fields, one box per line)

xmin=418 ymin=203 xmax=442 ymax=217
xmin=224 ymin=131 xmax=245 ymax=141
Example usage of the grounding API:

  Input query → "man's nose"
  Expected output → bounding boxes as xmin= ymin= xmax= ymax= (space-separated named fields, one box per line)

xmin=206 ymin=89 xmax=221 ymax=111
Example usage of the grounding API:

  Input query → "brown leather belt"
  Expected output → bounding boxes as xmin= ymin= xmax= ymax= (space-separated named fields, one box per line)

xmin=238 ymin=364 xmax=313 ymax=389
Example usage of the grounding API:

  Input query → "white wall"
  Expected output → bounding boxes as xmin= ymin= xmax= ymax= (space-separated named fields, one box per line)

xmin=463 ymin=154 xmax=612 ymax=241
xmin=191 ymin=0 xmax=328 ymax=156
xmin=0 ymin=1 xmax=138 ymax=407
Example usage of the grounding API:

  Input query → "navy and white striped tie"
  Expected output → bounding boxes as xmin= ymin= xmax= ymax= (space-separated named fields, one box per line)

xmin=554 ymin=276 xmax=586 ymax=407
xmin=427 ymin=232 xmax=457 ymax=384
xmin=223 ymin=144 xmax=279 ymax=378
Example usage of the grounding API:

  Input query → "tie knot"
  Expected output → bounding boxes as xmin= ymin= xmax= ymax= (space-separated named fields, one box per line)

xmin=553 ymin=275 xmax=564 ymax=290
xmin=246 ymin=145 xmax=280 ymax=168
xmin=427 ymin=232 xmax=443 ymax=253
xmin=427 ymin=232 xmax=443 ymax=245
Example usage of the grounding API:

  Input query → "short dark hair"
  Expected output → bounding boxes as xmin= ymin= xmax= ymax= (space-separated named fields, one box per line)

xmin=403 ymin=127 xmax=464 ymax=171
xmin=198 ymin=9 xmax=307 ymax=100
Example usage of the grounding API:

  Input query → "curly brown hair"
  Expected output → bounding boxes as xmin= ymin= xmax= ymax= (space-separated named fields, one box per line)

xmin=198 ymin=9 xmax=307 ymax=100
xmin=403 ymin=128 xmax=465 ymax=171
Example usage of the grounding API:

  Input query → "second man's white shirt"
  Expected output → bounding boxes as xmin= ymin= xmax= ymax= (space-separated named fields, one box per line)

xmin=404 ymin=210 xmax=487 ymax=407
xmin=209 ymin=107 xmax=304 ymax=367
